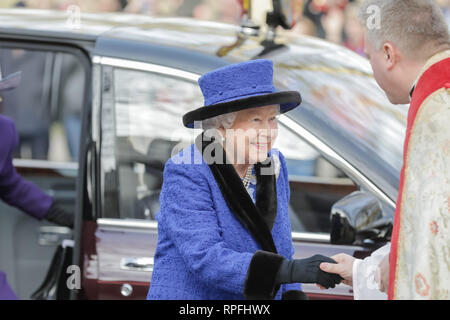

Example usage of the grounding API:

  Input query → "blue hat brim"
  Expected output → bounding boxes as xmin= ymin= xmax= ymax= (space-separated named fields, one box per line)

xmin=183 ymin=91 xmax=301 ymax=128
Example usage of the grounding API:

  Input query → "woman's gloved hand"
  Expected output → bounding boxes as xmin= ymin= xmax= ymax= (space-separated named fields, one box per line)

xmin=276 ymin=254 xmax=343 ymax=289
xmin=44 ymin=202 xmax=74 ymax=229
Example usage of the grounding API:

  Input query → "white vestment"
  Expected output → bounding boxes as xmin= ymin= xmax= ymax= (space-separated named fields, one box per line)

xmin=352 ymin=244 xmax=390 ymax=300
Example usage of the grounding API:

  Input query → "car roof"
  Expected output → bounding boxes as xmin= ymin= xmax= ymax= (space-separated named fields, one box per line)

xmin=0 ymin=8 xmax=355 ymax=73
xmin=0 ymin=8 xmax=244 ymax=73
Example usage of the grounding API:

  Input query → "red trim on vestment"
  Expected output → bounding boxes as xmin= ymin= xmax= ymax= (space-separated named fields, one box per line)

xmin=388 ymin=58 xmax=450 ymax=299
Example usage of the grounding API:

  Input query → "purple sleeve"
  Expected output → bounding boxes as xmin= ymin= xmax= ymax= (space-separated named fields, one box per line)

xmin=0 ymin=118 xmax=53 ymax=219
xmin=0 ymin=271 xmax=18 ymax=300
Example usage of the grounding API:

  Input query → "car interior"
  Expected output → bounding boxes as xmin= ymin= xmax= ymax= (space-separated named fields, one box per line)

xmin=116 ymin=136 xmax=180 ymax=221
xmin=0 ymin=46 xmax=85 ymax=299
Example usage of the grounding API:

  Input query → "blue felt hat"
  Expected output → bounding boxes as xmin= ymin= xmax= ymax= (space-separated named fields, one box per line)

xmin=183 ymin=59 xmax=301 ymax=128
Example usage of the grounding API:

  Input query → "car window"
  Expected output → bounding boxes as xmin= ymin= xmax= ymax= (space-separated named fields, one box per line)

xmin=274 ymin=126 xmax=356 ymax=234
xmin=0 ymin=48 xmax=85 ymax=162
xmin=101 ymin=67 xmax=203 ymax=220
xmin=104 ymin=66 xmax=355 ymax=234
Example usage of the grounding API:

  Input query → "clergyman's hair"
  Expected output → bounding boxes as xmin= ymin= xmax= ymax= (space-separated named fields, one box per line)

xmin=358 ymin=0 xmax=450 ymax=59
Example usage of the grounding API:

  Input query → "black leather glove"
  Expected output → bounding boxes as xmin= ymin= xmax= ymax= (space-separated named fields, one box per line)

xmin=45 ymin=202 xmax=74 ymax=228
xmin=276 ymin=254 xmax=343 ymax=289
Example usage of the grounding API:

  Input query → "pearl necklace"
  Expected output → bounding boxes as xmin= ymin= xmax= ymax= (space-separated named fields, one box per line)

xmin=242 ymin=165 xmax=253 ymax=189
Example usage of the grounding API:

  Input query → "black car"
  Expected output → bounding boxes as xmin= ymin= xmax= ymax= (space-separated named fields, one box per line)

xmin=0 ymin=6 xmax=406 ymax=300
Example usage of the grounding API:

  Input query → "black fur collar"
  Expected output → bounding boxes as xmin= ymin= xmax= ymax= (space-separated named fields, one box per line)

xmin=195 ymin=133 xmax=278 ymax=253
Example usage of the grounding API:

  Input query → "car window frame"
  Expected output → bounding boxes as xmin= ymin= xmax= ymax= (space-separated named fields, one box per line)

xmin=0 ymin=37 xmax=93 ymax=301
xmin=0 ymin=40 xmax=90 ymax=168
xmin=93 ymin=56 xmax=202 ymax=223
xmin=279 ymin=115 xmax=396 ymax=209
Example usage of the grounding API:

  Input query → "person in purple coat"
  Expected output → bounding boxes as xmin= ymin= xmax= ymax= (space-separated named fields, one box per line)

xmin=0 ymin=72 xmax=73 ymax=300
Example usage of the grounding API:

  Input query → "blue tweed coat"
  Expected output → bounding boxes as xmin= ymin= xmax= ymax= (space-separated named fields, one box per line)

xmin=147 ymin=141 xmax=302 ymax=300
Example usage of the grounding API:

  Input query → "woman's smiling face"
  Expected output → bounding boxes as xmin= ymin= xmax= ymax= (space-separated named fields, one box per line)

xmin=221 ymin=105 xmax=279 ymax=164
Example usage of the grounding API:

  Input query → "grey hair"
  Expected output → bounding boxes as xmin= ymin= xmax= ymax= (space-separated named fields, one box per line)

xmin=201 ymin=105 xmax=282 ymax=138
xmin=358 ymin=0 xmax=450 ymax=58
xmin=202 ymin=112 xmax=237 ymax=138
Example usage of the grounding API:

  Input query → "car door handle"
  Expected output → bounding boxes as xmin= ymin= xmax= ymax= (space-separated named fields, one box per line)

xmin=38 ymin=226 xmax=73 ymax=246
xmin=120 ymin=257 xmax=154 ymax=272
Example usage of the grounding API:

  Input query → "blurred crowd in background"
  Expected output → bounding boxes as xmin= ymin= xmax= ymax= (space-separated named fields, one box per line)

xmin=1 ymin=0 xmax=449 ymax=57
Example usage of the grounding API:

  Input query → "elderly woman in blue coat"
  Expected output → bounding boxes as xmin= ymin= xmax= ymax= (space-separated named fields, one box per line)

xmin=147 ymin=60 xmax=341 ymax=300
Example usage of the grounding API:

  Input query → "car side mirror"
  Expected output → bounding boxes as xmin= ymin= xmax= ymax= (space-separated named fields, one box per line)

xmin=330 ymin=191 xmax=392 ymax=245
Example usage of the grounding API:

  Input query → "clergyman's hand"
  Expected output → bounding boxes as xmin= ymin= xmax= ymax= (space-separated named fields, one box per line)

xmin=318 ymin=253 xmax=355 ymax=288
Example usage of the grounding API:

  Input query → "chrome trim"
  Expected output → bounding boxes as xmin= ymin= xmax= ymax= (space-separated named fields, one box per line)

xmin=97 ymin=218 xmax=332 ymax=243
xmin=12 ymin=158 xmax=78 ymax=170
xmin=91 ymin=63 xmax=101 ymax=143
xmin=97 ymin=218 xmax=158 ymax=231
xmin=120 ymin=283 xmax=133 ymax=297
xmin=38 ymin=226 xmax=73 ymax=246
xmin=92 ymin=55 xmax=200 ymax=82
xmin=291 ymin=232 xmax=330 ymax=243
xmin=289 ymin=175 xmax=354 ymax=186
xmin=92 ymin=56 xmax=101 ymax=64
xmin=120 ymin=257 xmax=154 ymax=272
xmin=278 ymin=115 xmax=396 ymax=208
xmin=39 ymin=226 xmax=73 ymax=234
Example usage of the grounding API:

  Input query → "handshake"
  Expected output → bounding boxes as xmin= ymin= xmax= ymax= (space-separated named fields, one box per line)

xmin=276 ymin=254 xmax=343 ymax=289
